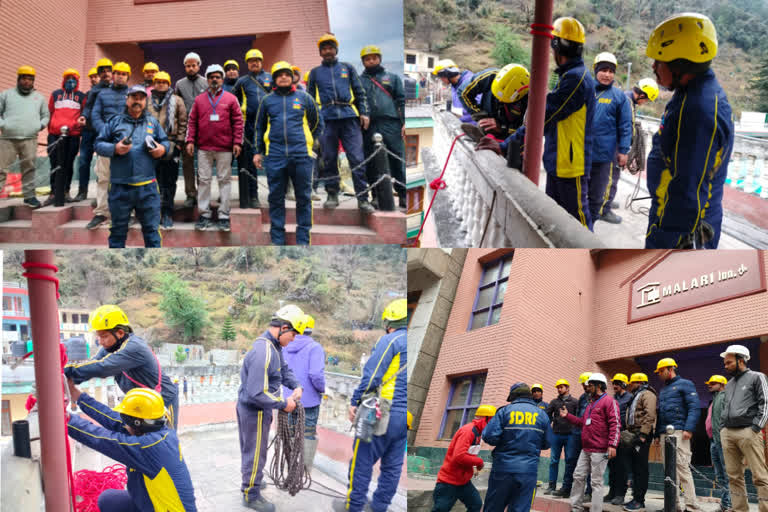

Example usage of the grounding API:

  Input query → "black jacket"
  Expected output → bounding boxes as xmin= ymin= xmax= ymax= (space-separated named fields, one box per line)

xmin=547 ymin=394 xmax=579 ymax=434
xmin=721 ymin=368 xmax=768 ymax=431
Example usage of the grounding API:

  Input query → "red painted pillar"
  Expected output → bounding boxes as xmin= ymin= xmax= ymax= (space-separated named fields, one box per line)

xmin=24 ymin=250 xmax=70 ymax=512
xmin=523 ymin=0 xmax=554 ymax=185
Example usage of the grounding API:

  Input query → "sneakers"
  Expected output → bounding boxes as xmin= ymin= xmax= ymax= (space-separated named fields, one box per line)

xmin=600 ymin=210 xmax=623 ymax=224
xmin=161 ymin=214 xmax=174 ymax=230
xmin=195 ymin=216 xmax=212 ymax=231
xmin=183 ymin=197 xmax=196 ymax=208
xmin=43 ymin=195 xmax=55 ymax=207
xmin=249 ymin=197 xmax=261 ymax=209
xmin=241 ymin=496 xmax=275 ymax=512
xmin=553 ymin=488 xmax=571 ymax=498
xmin=23 ymin=197 xmax=42 ymax=209
xmin=623 ymin=500 xmax=645 ymax=511
xmin=86 ymin=215 xmax=107 ymax=230
xmin=73 ymin=190 xmax=87 ymax=201
xmin=543 ymin=484 xmax=557 ymax=495
xmin=324 ymin=191 xmax=339 ymax=209
xmin=64 ymin=194 xmax=74 ymax=203
xmin=358 ymin=199 xmax=375 ymax=214
xmin=218 ymin=218 xmax=230 ymax=232
xmin=611 ymin=496 xmax=626 ymax=506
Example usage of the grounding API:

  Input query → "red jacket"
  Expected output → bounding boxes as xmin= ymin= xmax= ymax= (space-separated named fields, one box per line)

xmin=48 ymin=76 xmax=87 ymax=136
xmin=185 ymin=88 xmax=243 ymax=152
xmin=565 ymin=392 xmax=620 ymax=452
xmin=436 ymin=417 xmax=487 ymax=486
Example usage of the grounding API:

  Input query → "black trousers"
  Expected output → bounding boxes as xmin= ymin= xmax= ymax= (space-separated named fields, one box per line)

xmin=628 ymin=438 xmax=650 ymax=503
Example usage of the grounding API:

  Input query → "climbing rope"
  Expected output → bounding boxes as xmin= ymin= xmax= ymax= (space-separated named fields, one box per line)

xmin=72 ymin=465 xmax=128 ymax=512
xmin=267 ymin=401 xmax=310 ymax=496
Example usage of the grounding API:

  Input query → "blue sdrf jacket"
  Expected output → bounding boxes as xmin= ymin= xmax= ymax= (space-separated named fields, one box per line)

xmin=591 ymin=80 xmax=632 ymax=163
xmin=351 ymin=327 xmax=407 ymax=413
xmin=238 ymin=331 xmax=301 ymax=411
xmin=503 ymin=58 xmax=596 ymax=178
xmin=645 ymin=69 xmax=734 ymax=249
xmin=254 ymin=88 xmax=323 ymax=157
xmin=307 ymin=59 xmax=369 ymax=121
xmin=232 ymin=71 xmax=272 ymax=121
xmin=482 ymin=397 xmax=552 ymax=474
xmin=94 ymin=110 xmax=170 ymax=185
xmin=656 ymin=375 xmax=701 ymax=436
xmin=67 ymin=393 xmax=196 ymax=512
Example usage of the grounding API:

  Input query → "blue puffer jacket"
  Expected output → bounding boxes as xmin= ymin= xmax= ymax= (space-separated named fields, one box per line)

xmin=307 ymin=59 xmax=369 ymax=121
xmin=503 ymin=58 xmax=596 ymax=178
xmin=482 ymin=397 xmax=552 ymax=474
xmin=645 ymin=69 xmax=734 ymax=249
xmin=94 ymin=110 xmax=170 ymax=185
xmin=591 ymin=80 xmax=632 ymax=163
xmin=656 ymin=375 xmax=701 ymax=436
xmin=82 ymin=81 xmax=111 ymax=131
xmin=91 ymin=83 xmax=129 ymax=135
xmin=254 ymin=87 xmax=323 ymax=157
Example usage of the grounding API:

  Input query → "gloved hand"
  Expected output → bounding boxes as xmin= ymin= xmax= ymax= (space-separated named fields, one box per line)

xmin=475 ymin=136 xmax=502 ymax=155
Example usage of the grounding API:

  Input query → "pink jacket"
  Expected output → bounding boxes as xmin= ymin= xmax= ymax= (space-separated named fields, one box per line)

xmin=185 ymin=88 xmax=243 ymax=152
xmin=565 ymin=392 xmax=621 ymax=452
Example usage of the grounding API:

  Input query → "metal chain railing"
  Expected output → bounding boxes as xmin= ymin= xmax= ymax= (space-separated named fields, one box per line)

xmin=687 ymin=461 xmax=768 ymax=502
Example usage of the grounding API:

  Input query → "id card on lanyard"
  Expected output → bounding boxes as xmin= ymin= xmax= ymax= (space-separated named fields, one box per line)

xmin=584 ymin=393 xmax=606 ymax=426
xmin=208 ymin=91 xmax=223 ymax=122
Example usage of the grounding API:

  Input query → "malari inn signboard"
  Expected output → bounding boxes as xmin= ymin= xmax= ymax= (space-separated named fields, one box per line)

xmin=628 ymin=250 xmax=766 ymax=323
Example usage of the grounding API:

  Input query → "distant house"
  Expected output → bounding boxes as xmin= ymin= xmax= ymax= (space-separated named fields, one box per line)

xmin=405 ymin=106 xmax=434 ymax=244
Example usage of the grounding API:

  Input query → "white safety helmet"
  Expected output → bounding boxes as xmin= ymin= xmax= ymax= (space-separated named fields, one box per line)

xmin=720 ymin=345 xmax=750 ymax=361
xmin=205 ymin=64 xmax=225 ymax=78
xmin=587 ymin=373 xmax=608 ymax=387
xmin=184 ymin=52 xmax=201 ymax=65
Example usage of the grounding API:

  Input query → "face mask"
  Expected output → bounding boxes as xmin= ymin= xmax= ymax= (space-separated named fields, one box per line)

xmin=64 ymin=78 xmax=77 ymax=91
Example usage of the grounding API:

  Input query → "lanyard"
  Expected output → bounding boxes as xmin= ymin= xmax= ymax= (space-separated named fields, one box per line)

xmin=207 ymin=90 xmax=224 ymax=114
xmin=585 ymin=392 xmax=607 ymax=421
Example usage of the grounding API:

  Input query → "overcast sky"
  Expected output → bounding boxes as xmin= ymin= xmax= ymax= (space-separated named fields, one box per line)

xmin=327 ymin=0 xmax=404 ymax=75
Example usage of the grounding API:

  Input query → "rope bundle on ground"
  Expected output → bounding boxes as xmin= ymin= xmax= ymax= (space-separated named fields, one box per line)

xmin=72 ymin=464 xmax=128 ymax=512
xmin=267 ymin=401 xmax=311 ymax=496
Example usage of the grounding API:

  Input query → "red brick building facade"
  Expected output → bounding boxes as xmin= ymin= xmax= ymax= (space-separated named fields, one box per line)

xmin=414 ymin=249 xmax=768 ymax=465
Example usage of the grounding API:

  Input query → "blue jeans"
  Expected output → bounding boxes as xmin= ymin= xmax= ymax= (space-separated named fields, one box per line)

xmin=265 ymin=154 xmax=313 ymax=245
xmin=550 ymin=432 xmax=579 ymax=489
xmin=711 ymin=440 xmax=732 ymax=509
xmin=304 ymin=405 xmax=319 ymax=439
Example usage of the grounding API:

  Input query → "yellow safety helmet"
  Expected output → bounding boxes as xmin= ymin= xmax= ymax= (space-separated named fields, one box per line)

xmin=245 ymin=49 xmax=264 ymax=62
xmin=152 ymin=71 xmax=172 ymax=84
xmin=637 ymin=78 xmax=659 ymax=102
xmin=432 ymin=58 xmax=457 ymax=76
xmin=318 ymin=33 xmax=339 ymax=49
xmin=303 ymin=71 xmax=310 ymax=82
xmin=224 ymin=59 xmax=240 ymax=70
xmin=654 ymin=357 xmax=678 ymax=373
xmin=271 ymin=61 xmax=293 ymax=78
xmin=112 ymin=62 xmax=131 ymax=75
xmin=612 ymin=373 xmax=629 ymax=384
xmin=491 ymin=63 xmax=530 ymax=103
xmin=96 ymin=58 xmax=113 ymax=70
xmin=705 ymin=375 xmax=728 ymax=386
xmin=552 ymin=17 xmax=586 ymax=44
xmin=62 ymin=68 xmax=80 ymax=79
xmin=303 ymin=314 xmax=315 ymax=334
xmin=555 ymin=379 xmax=570 ymax=388
xmin=407 ymin=410 xmax=413 ymax=429
xmin=629 ymin=373 xmax=648 ymax=383
xmin=142 ymin=62 xmax=159 ymax=73
xmin=593 ymin=52 xmax=618 ymax=68
xmin=88 ymin=67 xmax=98 ymax=77
xmin=17 ymin=65 xmax=36 ymax=77
xmin=90 ymin=305 xmax=131 ymax=331
xmin=382 ymin=298 xmax=407 ymax=322
xmin=475 ymin=404 xmax=497 ymax=417
xmin=578 ymin=372 xmax=593 ymax=384
xmin=291 ymin=65 xmax=301 ymax=75
xmin=646 ymin=12 xmax=717 ymax=64
xmin=273 ymin=304 xmax=306 ymax=334
xmin=113 ymin=388 xmax=165 ymax=420
xmin=531 ymin=383 xmax=544 ymax=392
xmin=360 ymin=45 xmax=382 ymax=58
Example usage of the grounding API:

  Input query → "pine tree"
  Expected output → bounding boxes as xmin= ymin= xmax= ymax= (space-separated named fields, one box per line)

xmin=221 ymin=316 xmax=236 ymax=347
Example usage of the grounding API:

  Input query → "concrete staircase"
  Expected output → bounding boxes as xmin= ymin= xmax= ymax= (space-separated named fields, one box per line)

xmin=0 ymin=198 xmax=406 ymax=247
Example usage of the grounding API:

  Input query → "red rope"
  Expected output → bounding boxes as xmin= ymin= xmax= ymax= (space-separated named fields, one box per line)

xmin=530 ymin=23 xmax=554 ymax=39
xmin=21 ymin=262 xmax=60 ymax=299
xmin=411 ymin=133 xmax=464 ymax=246
xmin=73 ymin=465 xmax=128 ymax=512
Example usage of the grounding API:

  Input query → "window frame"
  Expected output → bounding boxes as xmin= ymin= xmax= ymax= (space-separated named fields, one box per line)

xmin=467 ymin=254 xmax=513 ymax=331
xmin=405 ymin=134 xmax=419 ymax=167
xmin=438 ymin=373 xmax=487 ymax=440
xmin=405 ymin=53 xmax=417 ymax=65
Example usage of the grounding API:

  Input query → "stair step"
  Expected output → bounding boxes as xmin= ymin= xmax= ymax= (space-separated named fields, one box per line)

xmin=281 ymin=223 xmax=380 ymax=245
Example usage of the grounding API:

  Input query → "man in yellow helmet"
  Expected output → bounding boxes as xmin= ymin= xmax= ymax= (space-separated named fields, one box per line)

xmin=223 ymin=60 xmax=240 ymax=93
xmin=142 ymin=62 xmax=159 ymax=89
xmin=605 ymin=374 xmax=634 ymax=505
xmin=332 ymin=299 xmax=407 ymax=512
xmin=238 ymin=304 xmax=305 ymax=511
xmin=430 ymin=404 xmax=497 ymax=512
xmin=623 ymin=373 xmax=656 ymax=511
xmin=644 ymin=13 xmax=733 ymax=249
xmin=655 ymin=358 xmax=701 ymax=511
xmin=88 ymin=67 xmax=99 ymax=88
xmin=291 ymin=65 xmax=304 ymax=91
xmin=545 ymin=379 xmax=579 ymax=496
xmin=359 ymin=45 xmax=407 ymax=209
xmin=556 ymin=371 xmax=594 ymax=498
xmin=705 ymin=375 xmax=731 ymax=512
xmin=0 ymin=66 xmax=49 ymax=208
xmin=64 ymin=305 xmax=180 ymax=428
xmin=76 ymin=58 xmax=113 ymax=202
xmin=433 ymin=58 xmax=475 ymax=123
xmin=65 ymin=385 xmax=197 ymax=511
xmin=307 ymin=33 xmax=374 ymax=213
